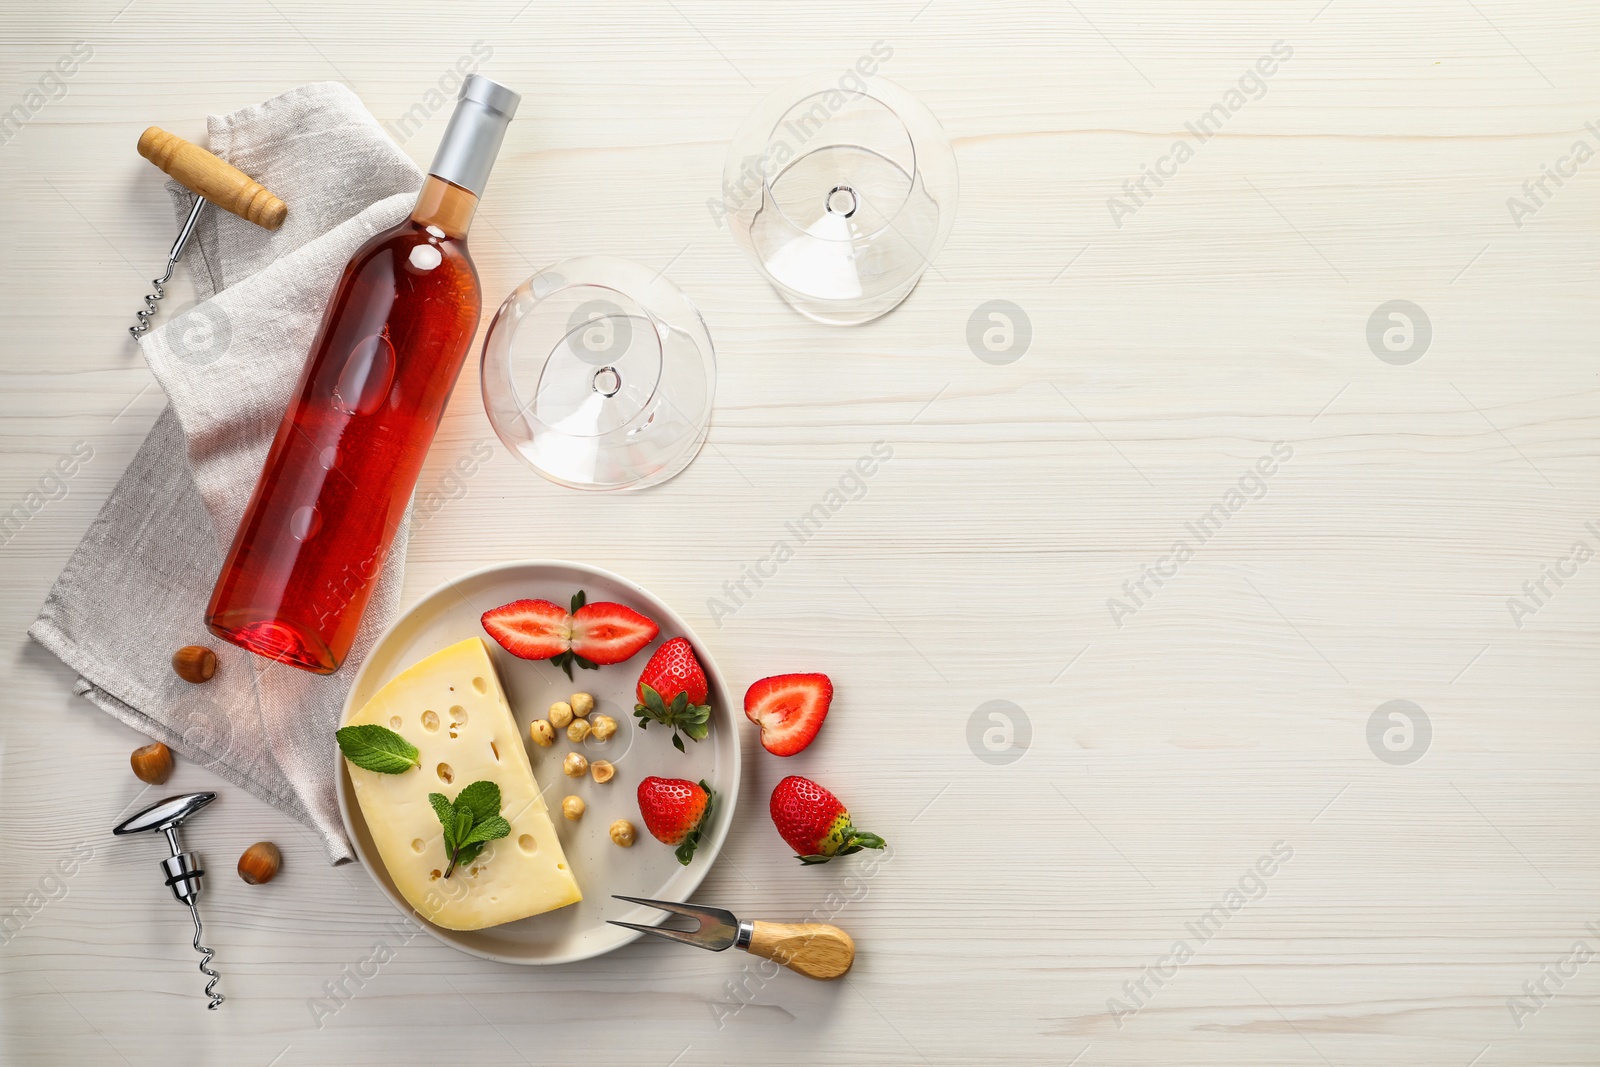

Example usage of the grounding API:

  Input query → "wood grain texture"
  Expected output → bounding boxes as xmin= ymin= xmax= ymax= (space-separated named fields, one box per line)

xmin=2 ymin=1 xmax=1599 ymax=1065
xmin=745 ymin=921 xmax=856 ymax=980
xmin=136 ymin=126 xmax=287 ymax=229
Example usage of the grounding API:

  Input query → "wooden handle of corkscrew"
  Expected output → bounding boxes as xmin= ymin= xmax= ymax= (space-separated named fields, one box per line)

xmin=137 ymin=126 xmax=287 ymax=230
xmin=743 ymin=922 xmax=856 ymax=980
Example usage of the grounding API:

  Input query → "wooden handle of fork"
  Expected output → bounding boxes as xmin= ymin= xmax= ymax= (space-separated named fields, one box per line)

xmin=744 ymin=922 xmax=855 ymax=980
xmin=137 ymin=126 xmax=287 ymax=230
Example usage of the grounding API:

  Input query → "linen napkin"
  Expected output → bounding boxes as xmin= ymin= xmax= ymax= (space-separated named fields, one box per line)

xmin=30 ymin=82 xmax=425 ymax=863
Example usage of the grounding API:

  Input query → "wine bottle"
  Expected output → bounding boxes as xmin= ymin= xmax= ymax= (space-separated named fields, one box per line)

xmin=206 ymin=75 xmax=519 ymax=674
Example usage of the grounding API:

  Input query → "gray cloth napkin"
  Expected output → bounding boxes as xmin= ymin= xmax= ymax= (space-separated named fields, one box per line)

xmin=30 ymin=82 xmax=425 ymax=863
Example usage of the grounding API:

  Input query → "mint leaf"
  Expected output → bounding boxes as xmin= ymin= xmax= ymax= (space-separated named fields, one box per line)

xmin=452 ymin=780 xmax=502 ymax=824
xmin=428 ymin=793 xmax=456 ymax=843
xmin=337 ymin=724 xmax=420 ymax=774
xmin=459 ymin=814 xmax=510 ymax=847
xmin=431 ymin=781 xmax=511 ymax=878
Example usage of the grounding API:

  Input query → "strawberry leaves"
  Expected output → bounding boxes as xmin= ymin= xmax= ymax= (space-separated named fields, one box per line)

xmin=548 ymin=590 xmax=601 ymax=680
xmin=429 ymin=780 xmax=511 ymax=878
xmin=634 ymin=682 xmax=712 ymax=753
xmin=796 ymin=830 xmax=887 ymax=865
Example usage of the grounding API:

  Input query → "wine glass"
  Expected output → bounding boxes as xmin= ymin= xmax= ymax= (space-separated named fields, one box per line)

xmin=722 ymin=73 xmax=958 ymax=325
xmin=481 ymin=256 xmax=715 ymax=491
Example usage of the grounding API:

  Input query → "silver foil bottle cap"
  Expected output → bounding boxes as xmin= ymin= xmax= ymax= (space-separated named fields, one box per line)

xmin=428 ymin=73 xmax=520 ymax=198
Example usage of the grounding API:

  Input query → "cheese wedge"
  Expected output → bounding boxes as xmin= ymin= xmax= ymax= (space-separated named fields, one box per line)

xmin=344 ymin=637 xmax=581 ymax=929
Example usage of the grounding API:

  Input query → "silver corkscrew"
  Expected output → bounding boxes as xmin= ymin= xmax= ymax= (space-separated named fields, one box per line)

xmin=128 ymin=125 xmax=287 ymax=341
xmin=113 ymin=791 xmax=224 ymax=1009
xmin=129 ymin=198 xmax=207 ymax=341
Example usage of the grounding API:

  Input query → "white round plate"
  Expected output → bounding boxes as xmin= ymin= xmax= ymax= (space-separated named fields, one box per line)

xmin=336 ymin=559 xmax=740 ymax=965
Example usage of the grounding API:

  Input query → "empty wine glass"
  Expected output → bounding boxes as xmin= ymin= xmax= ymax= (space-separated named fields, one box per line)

xmin=722 ymin=73 xmax=958 ymax=325
xmin=481 ymin=256 xmax=715 ymax=491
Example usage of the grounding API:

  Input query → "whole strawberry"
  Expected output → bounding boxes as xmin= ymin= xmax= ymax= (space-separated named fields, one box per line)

xmin=634 ymin=637 xmax=712 ymax=752
xmin=769 ymin=775 xmax=886 ymax=865
xmin=637 ymin=776 xmax=715 ymax=865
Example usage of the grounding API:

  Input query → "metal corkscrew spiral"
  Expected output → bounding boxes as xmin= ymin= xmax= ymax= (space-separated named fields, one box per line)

xmin=113 ymin=791 xmax=225 ymax=1009
xmin=130 ymin=198 xmax=207 ymax=341
xmin=189 ymin=904 xmax=224 ymax=1009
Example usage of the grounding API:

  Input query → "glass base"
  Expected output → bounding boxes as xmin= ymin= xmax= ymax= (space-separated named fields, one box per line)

xmin=481 ymin=256 xmax=716 ymax=492
xmin=723 ymin=73 xmax=958 ymax=328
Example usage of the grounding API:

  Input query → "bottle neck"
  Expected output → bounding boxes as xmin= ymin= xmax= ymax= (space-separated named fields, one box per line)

xmin=409 ymin=176 xmax=478 ymax=239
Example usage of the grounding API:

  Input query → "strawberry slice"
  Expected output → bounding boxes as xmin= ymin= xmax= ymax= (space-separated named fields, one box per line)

xmin=744 ymin=673 xmax=833 ymax=756
xmin=481 ymin=599 xmax=569 ymax=660
xmin=481 ymin=590 xmax=658 ymax=678
xmin=570 ymin=601 xmax=659 ymax=665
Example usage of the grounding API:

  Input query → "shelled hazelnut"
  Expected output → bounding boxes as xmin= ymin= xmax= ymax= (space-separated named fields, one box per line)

xmin=570 ymin=693 xmax=595 ymax=718
xmin=562 ymin=796 xmax=585 ymax=821
xmin=563 ymin=752 xmax=588 ymax=778
xmin=548 ymin=701 xmax=574 ymax=729
xmin=529 ymin=720 xmax=555 ymax=747
xmin=589 ymin=714 xmax=617 ymax=742
xmin=609 ymin=820 xmax=636 ymax=847
xmin=566 ymin=719 xmax=591 ymax=743
xmin=590 ymin=760 xmax=614 ymax=784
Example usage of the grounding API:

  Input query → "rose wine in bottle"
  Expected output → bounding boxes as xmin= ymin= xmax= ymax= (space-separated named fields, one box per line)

xmin=206 ymin=75 xmax=519 ymax=674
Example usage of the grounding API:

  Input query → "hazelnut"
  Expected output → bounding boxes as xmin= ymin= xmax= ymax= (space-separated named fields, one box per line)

xmin=590 ymin=759 xmax=614 ymax=784
xmin=589 ymin=714 xmax=617 ymax=742
xmin=529 ymin=720 xmax=555 ymax=747
xmin=129 ymin=741 xmax=174 ymax=784
xmin=563 ymin=752 xmax=588 ymax=777
xmin=570 ymin=692 xmax=595 ymax=717
xmin=548 ymin=701 xmax=574 ymax=729
xmin=237 ymin=841 xmax=281 ymax=885
xmin=609 ymin=820 xmax=636 ymax=847
xmin=561 ymin=795 xmax=585 ymax=821
xmin=566 ymin=719 xmax=591 ymax=743
xmin=171 ymin=645 xmax=217 ymax=684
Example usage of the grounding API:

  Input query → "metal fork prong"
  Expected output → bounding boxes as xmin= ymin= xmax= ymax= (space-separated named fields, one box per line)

xmin=607 ymin=919 xmax=717 ymax=950
xmin=611 ymin=894 xmax=729 ymax=925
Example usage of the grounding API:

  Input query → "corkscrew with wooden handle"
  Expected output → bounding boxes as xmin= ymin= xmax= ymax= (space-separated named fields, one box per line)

xmin=609 ymin=895 xmax=856 ymax=980
xmin=129 ymin=126 xmax=288 ymax=340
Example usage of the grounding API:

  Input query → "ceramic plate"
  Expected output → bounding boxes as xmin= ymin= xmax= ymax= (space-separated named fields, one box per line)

xmin=336 ymin=560 xmax=739 ymax=965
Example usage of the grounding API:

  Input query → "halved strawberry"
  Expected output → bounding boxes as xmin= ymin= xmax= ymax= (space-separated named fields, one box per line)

xmin=480 ymin=599 xmax=569 ymax=660
xmin=481 ymin=590 xmax=658 ymax=678
xmin=571 ymin=599 xmax=659 ymax=665
xmin=637 ymin=776 xmax=715 ymax=865
xmin=744 ymin=673 xmax=832 ymax=756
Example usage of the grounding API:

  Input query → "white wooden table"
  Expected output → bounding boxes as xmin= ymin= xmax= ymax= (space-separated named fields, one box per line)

xmin=3 ymin=2 xmax=1597 ymax=1064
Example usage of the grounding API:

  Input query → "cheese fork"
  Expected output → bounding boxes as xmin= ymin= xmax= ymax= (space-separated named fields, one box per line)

xmin=608 ymin=895 xmax=855 ymax=980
